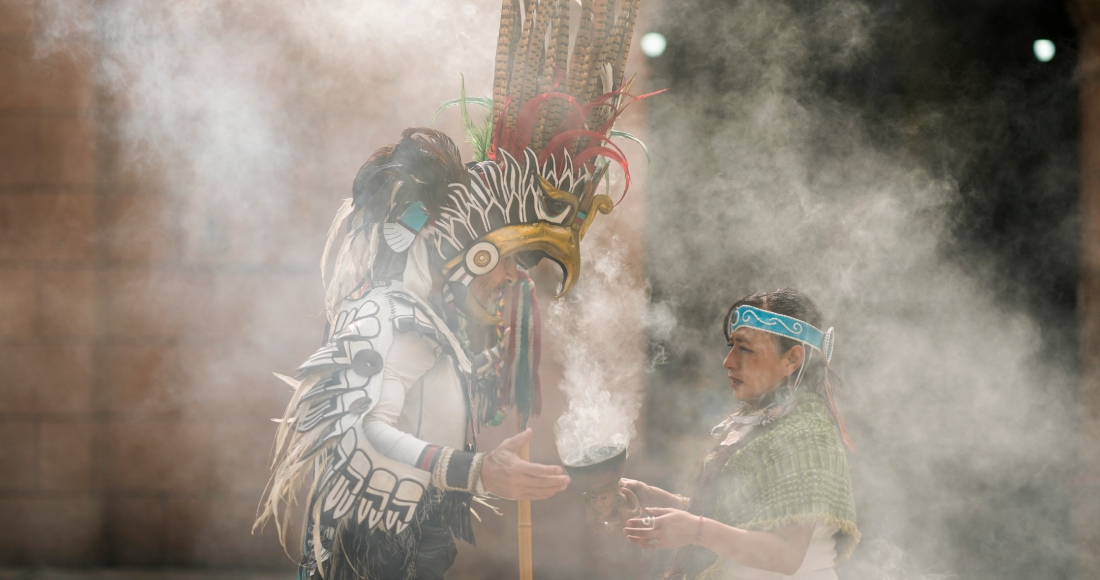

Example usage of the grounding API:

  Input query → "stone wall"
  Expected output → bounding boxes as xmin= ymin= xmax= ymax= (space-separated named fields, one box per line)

xmin=0 ymin=0 xmax=314 ymax=567
xmin=1 ymin=0 xmax=109 ymax=565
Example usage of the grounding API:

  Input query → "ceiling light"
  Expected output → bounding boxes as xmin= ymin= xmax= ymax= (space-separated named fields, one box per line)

xmin=641 ymin=32 xmax=667 ymax=58
xmin=1033 ymin=39 xmax=1055 ymax=63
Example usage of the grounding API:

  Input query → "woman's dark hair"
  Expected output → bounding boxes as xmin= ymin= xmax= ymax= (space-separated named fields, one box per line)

xmin=724 ymin=288 xmax=828 ymax=389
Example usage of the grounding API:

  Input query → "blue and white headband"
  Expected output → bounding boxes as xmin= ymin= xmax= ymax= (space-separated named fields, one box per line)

xmin=728 ymin=305 xmax=835 ymax=364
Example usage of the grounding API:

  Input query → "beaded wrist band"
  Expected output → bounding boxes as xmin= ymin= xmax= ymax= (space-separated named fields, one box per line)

xmin=694 ymin=515 xmax=704 ymax=545
xmin=431 ymin=448 xmax=484 ymax=493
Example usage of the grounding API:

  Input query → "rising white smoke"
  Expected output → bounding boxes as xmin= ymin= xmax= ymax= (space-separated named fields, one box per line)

xmin=550 ymin=236 xmax=648 ymax=467
xmin=645 ymin=0 xmax=1078 ymax=578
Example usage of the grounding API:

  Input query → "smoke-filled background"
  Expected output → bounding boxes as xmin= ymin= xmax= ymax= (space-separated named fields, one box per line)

xmin=644 ymin=1 xmax=1086 ymax=579
xmin=0 ymin=0 xmax=1095 ymax=579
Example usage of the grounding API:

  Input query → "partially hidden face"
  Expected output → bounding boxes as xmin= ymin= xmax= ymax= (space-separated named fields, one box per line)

xmin=467 ymin=254 xmax=519 ymax=316
xmin=723 ymin=327 xmax=804 ymax=402
xmin=582 ymin=484 xmax=641 ymax=536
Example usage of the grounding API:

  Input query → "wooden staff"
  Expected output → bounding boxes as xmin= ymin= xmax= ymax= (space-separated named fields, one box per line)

xmin=517 ymin=429 xmax=534 ymax=580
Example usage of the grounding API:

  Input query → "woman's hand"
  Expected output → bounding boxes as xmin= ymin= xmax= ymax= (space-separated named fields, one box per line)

xmin=620 ymin=478 xmax=687 ymax=510
xmin=623 ymin=507 xmax=700 ymax=550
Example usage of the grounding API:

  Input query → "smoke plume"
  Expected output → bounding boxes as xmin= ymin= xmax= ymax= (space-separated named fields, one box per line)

xmin=644 ymin=1 xmax=1079 ymax=578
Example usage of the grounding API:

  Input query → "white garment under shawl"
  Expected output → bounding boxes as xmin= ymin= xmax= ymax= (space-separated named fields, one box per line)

xmin=713 ymin=525 xmax=840 ymax=580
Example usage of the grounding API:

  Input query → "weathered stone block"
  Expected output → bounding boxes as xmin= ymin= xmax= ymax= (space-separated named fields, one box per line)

xmin=0 ymin=345 xmax=93 ymax=413
xmin=38 ymin=420 xmax=95 ymax=491
xmin=0 ymin=421 xmax=37 ymax=490
xmin=0 ymin=192 xmax=97 ymax=261
xmin=0 ymin=269 xmax=37 ymax=338
xmin=39 ymin=268 xmax=98 ymax=337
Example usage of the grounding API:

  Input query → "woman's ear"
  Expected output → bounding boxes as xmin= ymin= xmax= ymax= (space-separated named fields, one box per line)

xmin=784 ymin=344 xmax=805 ymax=376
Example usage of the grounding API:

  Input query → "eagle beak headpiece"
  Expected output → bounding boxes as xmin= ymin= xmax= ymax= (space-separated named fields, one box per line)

xmin=434 ymin=148 xmax=617 ymax=324
xmin=322 ymin=0 xmax=662 ymax=326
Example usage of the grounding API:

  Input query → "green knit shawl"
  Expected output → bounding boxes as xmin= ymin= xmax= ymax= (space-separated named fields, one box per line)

xmin=672 ymin=393 xmax=859 ymax=580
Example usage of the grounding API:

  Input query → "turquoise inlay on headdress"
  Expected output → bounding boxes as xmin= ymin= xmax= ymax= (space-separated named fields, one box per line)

xmin=382 ymin=201 xmax=432 ymax=254
xmin=398 ymin=201 xmax=430 ymax=232
xmin=729 ymin=305 xmax=835 ymax=363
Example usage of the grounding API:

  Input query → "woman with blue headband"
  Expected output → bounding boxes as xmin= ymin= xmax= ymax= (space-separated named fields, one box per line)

xmin=622 ymin=289 xmax=859 ymax=580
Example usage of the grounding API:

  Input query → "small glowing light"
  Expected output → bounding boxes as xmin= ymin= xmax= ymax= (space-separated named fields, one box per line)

xmin=640 ymin=32 xmax=667 ymax=58
xmin=1033 ymin=39 xmax=1055 ymax=63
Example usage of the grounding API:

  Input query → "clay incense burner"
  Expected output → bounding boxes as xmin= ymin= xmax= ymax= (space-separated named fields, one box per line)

xmin=561 ymin=444 xmax=642 ymax=536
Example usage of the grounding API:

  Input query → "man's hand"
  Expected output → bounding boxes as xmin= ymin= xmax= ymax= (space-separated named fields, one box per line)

xmin=480 ymin=428 xmax=570 ymax=500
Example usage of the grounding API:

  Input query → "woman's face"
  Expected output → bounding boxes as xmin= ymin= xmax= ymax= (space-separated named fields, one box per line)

xmin=723 ymin=327 xmax=803 ymax=402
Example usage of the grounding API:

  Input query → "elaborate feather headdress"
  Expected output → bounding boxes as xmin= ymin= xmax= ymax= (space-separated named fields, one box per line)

xmin=322 ymin=0 xmax=659 ymax=325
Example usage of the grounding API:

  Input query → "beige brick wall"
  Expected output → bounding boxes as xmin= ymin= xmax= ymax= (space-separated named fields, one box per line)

xmin=0 ymin=0 xmax=305 ymax=567
xmin=0 ymin=0 xmax=104 ymax=565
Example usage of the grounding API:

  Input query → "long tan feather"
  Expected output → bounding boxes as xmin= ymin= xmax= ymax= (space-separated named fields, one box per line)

xmin=320 ymin=199 xmax=354 ymax=287
xmin=507 ymin=0 xmax=537 ymax=135
xmin=312 ymin=495 xmax=326 ymax=577
xmin=493 ymin=0 xmax=521 ymax=127
xmin=531 ymin=73 xmax=551 ymax=151
xmin=539 ymin=0 xmax=571 ymax=149
xmin=587 ymin=1 xmax=621 ymax=131
xmin=255 ymin=370 xmax=333 ymax=558
xmin=504 ymin=1 xmax=527 ymax=133
xmin=298 ymin=456 xmax=324 ymax=564
xmin=530 ymin=0 xmax=554 ymax=151
xmin=613 ymin=0 xmax=638 ymax=91
xmin=522 ymin=0 xmax=549 ymax=113
xmin=324 ymin=228 xmax=358 ymax=323
xmin=264 ymin=432 xmax=332 ymax=554
xmin=604 ymin=0 xmax=628 ymax=90
xmin=271 ymin=373 xmax=318 ymax=460
xmin=568 ymin=0 xmax=595 ymax=98
xmin=582 ymin=0 xmax=611 ymax=107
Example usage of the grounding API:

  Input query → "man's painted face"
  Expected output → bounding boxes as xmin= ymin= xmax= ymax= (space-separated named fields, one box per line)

xmin=468 ymin=254 xmax=519 ymax=314
xmin=722 ymin=327 xmax=803 ymax=403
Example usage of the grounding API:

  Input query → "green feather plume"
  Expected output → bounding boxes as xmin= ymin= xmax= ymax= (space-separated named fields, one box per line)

xmin=430 ymin=76 xmax=495 ymax=162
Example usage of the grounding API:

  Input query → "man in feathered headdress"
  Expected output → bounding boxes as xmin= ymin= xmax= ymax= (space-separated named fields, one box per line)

xmin=256 ymin=1 xmax=655 ymax=578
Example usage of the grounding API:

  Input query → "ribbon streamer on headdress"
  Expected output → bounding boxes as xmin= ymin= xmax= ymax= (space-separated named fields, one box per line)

xmin=501 ymin=272 xmax=543 ymax=428
xmin=480 ymin=272 xmax=543 ymax=430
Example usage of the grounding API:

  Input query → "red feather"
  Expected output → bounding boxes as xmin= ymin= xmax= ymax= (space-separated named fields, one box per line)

xmin=539 ymin=129 xmax=630 ymax=201
xmin=513 ymin=92 xmax=584 ymax=154
xmin=489 ymin=87 xmax=667 ymax=202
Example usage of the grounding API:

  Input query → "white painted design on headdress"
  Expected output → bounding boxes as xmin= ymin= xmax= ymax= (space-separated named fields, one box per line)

xmin=731 ymin=306 xmax=832 ymax=362
xmin=739 ymin=308 xmax=806 ymax=336
xmin=382 ymin=222 xmax=416 ymax=253
xmin=433 ymin=148 xmax=595 ymax=262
